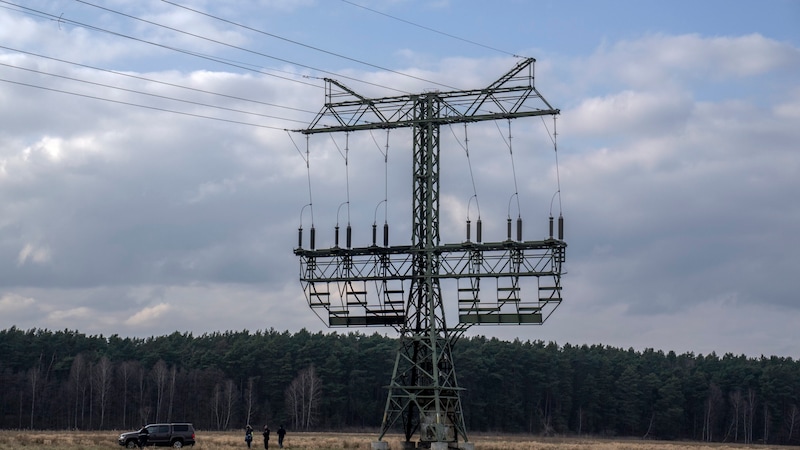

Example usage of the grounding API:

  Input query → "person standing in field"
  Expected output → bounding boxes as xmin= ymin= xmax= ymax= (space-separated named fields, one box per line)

xmin=262 ymin=425 xmax=270 ymax=449
xmin=245 ymin=424 xmax=254 ymax=448
xmin=137 ymin=425 xmax=149 ymax=449
xmin=277 ymin=425 xmax=286 ymax=448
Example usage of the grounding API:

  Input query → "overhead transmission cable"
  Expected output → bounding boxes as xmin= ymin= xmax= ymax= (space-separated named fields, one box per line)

xmin=0 ymin=0 xmax=320 ymax=89
xmin=496 ymin=119 xmax=522 ymax=220
xmin=0 ymin=45 xmax=316 ymax=116
xmin=541 ymin=116 xmax=563 ymax=216
xmin=160 ymin=0 xmax=459 ymax=91
xmin=448 ymin=124 xmax=481 ymax=221
xmin=340 ymin=0 xmax=522 ymax=58
xmin=288 ymin=131 xmax=315 ymax=239
xmin=71 ymin=0 xmax=425 ymax=95
xmin=0 ymin=77 xmax=282 ymax=129
xmin=369 ymin=130 xmax=391 ymax=225
xmin=0 ymin=61 xmax=309 ymax=125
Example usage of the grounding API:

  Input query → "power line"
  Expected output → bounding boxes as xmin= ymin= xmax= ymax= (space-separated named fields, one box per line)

xmin=0 ymin=77 xmax=287 ymax=130
xmin=0 ymin=61 xmax=310 ymax=124
xmin=340 ymin=0 xmax=522 ymax=58
xmin=159 ymin=0 xmax=460 ymax=91
xmin=69 ymin=0 xmax=420 ymax=94
xmin=0 ymin=0 xmax=320 ymax=88
xmin=0 ymin=45 xmax=317 ymax=116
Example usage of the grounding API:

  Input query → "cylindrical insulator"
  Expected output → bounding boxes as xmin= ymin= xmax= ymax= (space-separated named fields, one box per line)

xmin=477 ymin=219 xmax=482 ymax=243
xmin=298 ymin=227 xmax=303 ymax=248
xmin=372 ymin=224 xmax=377 ymax=246
xmin=549 ymin=216 xmax=554 ymax=239
xmin=466 ymin=220 xmax=471 ymax=241
xmin=507 ymin=218 xmax=512 ymax=240
xmin=383 ymin=223 xmax=389 ymax=247
xmin=310 ymin=227 xmax=316 ymax=249
xmin=517 ymin=217 xmax=523 ymax=241
xmin=558 ymin=215 xmax=564 ymax=240
xmin=335 ymin=225 xmax=340 ymax=247
xmin=346 ymin=225 xmax=352 ymax=248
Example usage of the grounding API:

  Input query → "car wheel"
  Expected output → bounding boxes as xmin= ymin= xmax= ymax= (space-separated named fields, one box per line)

xmin=172 ymin=440 xmax=183 ymax=448
xmin=125 ymin=441 xmax=137 ymax=449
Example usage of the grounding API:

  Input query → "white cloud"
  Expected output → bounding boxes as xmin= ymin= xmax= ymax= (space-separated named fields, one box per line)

xmin=17 ymin=243 xmax=52 ymax=266
xmin=0 ymin=2 xmax=798 ymax=359
xmin=586 ymin=33 xmax=800 ymax=89
xmin=125 ymin=303 xmax=172 ymax=327
xmin=0 ymin=293 xmax=36 ymax=312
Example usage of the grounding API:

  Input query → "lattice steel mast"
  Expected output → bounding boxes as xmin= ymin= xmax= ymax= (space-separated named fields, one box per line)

xmin=294 ymin=58 xmax=565 ymax=449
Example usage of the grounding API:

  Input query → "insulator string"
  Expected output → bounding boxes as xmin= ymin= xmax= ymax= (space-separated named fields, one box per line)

xmin=496 ymin=119 xmax=521 ymax=218
xmin=330 ymin=132 xmax=351 ymax=224
xmin=384 ymin=130 xmax=389 ymax=223
xmin=288 ymin=131 xmax=314 ymax=226
xmin=449 ymin=124 xmax=481 ymax=220
xmin=369 ymin=129 xmax=391 ymax=224
xmin=540 ymin=115 xmax=563 ymax=215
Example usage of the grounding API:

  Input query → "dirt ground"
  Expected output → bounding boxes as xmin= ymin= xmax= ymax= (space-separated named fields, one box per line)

xmin=0 ymin=430 xmax=797 ymax=450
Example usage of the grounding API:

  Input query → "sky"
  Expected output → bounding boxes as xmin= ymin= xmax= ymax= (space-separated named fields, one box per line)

xmin=1 ymin=0 xmax=799 ymax=359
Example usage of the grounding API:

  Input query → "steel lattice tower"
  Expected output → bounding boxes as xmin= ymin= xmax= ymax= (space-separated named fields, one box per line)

xmin=294 ymin=58 xmax=565 ymax=449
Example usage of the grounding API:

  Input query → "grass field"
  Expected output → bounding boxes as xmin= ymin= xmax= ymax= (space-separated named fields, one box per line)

xmin=0 ymin=430 xmax=796 ymax=450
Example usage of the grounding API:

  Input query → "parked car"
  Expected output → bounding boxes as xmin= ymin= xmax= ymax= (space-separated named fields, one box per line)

xmin=118 ymin=423 xmax=195 ymax=448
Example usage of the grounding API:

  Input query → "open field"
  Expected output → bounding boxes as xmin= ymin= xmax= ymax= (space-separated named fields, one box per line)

xmin=0 ymin=430 xmax=797 ymax=450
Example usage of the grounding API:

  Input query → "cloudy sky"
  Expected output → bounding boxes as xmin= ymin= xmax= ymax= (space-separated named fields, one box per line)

xmin=1 ymin=0 xmax=798 ymax=358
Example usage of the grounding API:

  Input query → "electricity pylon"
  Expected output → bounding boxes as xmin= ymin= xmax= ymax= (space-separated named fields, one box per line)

xmin=294 ymin=58 xmax=566 ymax=449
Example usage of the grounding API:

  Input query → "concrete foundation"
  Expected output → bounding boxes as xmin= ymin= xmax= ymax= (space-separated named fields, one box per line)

xmin=371 ymin=439 xmax=475 ymax=450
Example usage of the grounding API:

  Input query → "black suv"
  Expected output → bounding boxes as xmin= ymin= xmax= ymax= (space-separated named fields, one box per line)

xmin=118 ymin=423 xmax=195 ymax=448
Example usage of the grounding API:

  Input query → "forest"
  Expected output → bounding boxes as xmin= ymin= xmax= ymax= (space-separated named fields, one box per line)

xmin=0 ymin=327 xmax=799 ymax=446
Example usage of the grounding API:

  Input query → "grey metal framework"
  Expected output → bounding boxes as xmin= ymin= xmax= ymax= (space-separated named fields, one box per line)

xmin=293 ymin=58 xmax=566 ymax=447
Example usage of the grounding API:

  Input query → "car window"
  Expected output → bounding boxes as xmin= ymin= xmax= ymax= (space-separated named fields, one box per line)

xmin=174 ymin=425 xmax=188 ymax=432
xmin=156 ymin=425 xmax=170 ymax=433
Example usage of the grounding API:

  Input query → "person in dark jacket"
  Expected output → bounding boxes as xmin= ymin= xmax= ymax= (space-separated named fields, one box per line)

xmin=138 ymin=426 xmax=149 ymax=448
xmin=277 ymin=425 xmax=286 ymax=448
xmin=245 ymin=424 xmax=254 ymax=448
xmin=262 ymin=425 xmax=270 ymax=449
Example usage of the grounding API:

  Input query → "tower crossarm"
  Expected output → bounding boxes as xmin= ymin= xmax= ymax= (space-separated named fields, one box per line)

xmin=296 ymin=58 xmax=559 ymax=135
xmin=294 ymin=238 xmax=565 ymax=282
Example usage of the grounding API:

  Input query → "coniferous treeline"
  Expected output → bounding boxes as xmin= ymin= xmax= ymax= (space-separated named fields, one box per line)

xmin=0 ymin=327 xmax=799 ymax=445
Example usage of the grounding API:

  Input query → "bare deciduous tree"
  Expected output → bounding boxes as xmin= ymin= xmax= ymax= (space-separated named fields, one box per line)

xmin=69 ymin=354 xmax=87 ymax=429
xmin=152 ymin=360 xmax=168 ymax=422
xmin=117 ymin=361 xmax=135 ymax=429
xmin=224 ymin=379 xmax=236 ymax=430
xmin=93 ymin=356 xmax=113 ymax=429
xmin=167 ymin=365 xmax=177 ymax=422
xmin=213 ymin=379 xmax=238 ymax=430
xmin=245 ymin=377 xmax=257 ymax=426
xmin=285 ymin=365 xmax=322 ymax=431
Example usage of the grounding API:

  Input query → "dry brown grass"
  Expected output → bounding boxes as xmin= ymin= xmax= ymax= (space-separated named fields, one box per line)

xmin=0 ymin=430 xmax=796 ymax=450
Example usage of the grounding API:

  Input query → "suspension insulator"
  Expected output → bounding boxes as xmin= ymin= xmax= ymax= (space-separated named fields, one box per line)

xmin=298 ymin=227 xmax=303 ymax=248
xmin=383 ymin=223 xmax=389 ymax=247
xmin=507 ymin=218 xmax=512 ymax=241
xmin=372 ymin=224 xmax=377 ymax=246
xmin=477 ymin=219 xmax=482 ymax=243
xmin=517 ymin=217 xmax=523 ymax=242
xmin=310 ymin=227 xmax=316 ymax=249
xmin=335 ymin=225 xmax=340 ymax=247
xmin=466 ymin=220 xmax=471 ymax=242
xmin=346 ymin=225 xmax=352 ymax=249
xmin=558 ymin=214 xmax=564 ymax=240
xmin=549 ymin=216 xmax=554 ymax=239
